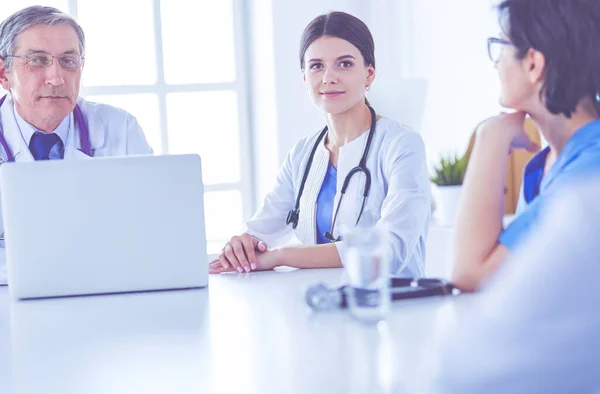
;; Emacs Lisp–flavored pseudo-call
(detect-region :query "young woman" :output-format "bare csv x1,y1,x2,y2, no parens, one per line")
452,0,600,291
210,11,431,276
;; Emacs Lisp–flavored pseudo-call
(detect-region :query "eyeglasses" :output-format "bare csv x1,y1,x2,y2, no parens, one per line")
487,37,513,63
6,53,84,69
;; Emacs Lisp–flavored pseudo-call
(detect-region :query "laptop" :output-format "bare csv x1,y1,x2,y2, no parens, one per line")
0,154,208,300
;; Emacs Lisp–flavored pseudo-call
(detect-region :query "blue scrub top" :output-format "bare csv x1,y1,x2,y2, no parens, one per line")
500,119,600,250
515,146,550,216
316,163,337,244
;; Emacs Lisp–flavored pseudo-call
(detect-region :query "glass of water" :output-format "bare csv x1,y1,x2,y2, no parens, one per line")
342,225,391,322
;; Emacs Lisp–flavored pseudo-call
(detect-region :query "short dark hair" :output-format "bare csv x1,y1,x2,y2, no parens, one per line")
498,0,600,117
299,11,375,71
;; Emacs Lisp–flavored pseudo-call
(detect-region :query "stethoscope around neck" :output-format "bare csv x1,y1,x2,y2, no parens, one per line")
0,94,92,162
286,105,377,242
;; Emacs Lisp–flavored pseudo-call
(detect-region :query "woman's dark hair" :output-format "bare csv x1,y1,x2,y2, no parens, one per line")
498,0,600,117
299,11,375,71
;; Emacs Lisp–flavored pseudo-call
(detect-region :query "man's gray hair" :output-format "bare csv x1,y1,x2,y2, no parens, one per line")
0,6,85,70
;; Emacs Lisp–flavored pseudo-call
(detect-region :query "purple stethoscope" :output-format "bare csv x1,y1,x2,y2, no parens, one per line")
0,94,92,161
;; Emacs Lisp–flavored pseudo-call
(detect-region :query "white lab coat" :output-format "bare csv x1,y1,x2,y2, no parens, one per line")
245,117,431,277
0,95,153,162
0,95,153,252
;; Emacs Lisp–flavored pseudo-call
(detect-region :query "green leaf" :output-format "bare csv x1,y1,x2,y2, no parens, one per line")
430,151,468,186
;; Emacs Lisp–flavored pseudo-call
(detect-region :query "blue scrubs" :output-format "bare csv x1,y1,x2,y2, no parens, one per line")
316,163,337,244
515,146,550,216
500,119,600,250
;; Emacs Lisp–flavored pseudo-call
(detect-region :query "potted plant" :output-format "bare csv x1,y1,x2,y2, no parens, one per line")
430,153,468,226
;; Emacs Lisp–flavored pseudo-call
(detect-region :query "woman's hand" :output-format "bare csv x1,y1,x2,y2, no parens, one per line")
214,233,269,273
452,112,539,291
477,112,540,153
209,249,281,274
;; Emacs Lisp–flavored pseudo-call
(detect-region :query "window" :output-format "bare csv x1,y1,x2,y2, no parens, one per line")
1,1,254,254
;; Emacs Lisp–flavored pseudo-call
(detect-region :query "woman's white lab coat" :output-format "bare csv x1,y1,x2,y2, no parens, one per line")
245,117,431,277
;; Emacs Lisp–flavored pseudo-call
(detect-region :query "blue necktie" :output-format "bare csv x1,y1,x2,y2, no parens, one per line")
29,132,64,160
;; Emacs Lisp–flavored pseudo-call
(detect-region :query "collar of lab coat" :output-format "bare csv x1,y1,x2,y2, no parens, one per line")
13,103,70,148
0,95,103,162
296,126,373,244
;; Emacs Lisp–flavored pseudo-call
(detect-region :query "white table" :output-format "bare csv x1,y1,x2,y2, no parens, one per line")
0,268,475,394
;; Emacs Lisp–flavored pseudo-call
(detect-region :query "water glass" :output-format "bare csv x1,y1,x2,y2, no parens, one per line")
342,225,390,322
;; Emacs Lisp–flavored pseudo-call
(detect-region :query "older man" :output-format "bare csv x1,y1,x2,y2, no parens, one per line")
0,6,153,282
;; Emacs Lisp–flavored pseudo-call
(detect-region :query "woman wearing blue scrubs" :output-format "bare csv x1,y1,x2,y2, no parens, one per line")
210,12,431,276
452,0,600,291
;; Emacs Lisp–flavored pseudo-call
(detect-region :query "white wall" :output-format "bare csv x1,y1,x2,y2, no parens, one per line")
247,0,504,208
407,0,502,166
